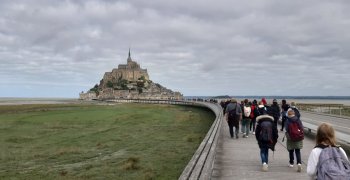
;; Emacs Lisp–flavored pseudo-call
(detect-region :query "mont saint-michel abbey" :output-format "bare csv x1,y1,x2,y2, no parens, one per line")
101,50,149,87
79,50,183,100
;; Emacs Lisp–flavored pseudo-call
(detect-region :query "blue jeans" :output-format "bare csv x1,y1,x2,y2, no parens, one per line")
260,147,269,164
242,118,251,135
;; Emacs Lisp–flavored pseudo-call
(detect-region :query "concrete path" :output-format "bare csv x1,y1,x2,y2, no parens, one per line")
211,121,315,180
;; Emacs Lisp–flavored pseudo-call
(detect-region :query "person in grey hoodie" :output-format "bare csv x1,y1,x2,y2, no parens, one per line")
225,99,242,139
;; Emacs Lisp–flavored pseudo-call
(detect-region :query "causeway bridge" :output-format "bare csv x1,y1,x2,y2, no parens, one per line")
109,99,350,180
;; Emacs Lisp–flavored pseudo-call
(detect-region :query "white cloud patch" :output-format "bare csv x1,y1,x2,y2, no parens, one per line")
1,0,350,97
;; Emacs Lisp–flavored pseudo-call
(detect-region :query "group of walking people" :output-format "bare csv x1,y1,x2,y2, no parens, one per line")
220,98,350,179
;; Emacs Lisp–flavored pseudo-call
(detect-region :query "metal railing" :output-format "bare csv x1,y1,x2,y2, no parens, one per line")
298,103,350,117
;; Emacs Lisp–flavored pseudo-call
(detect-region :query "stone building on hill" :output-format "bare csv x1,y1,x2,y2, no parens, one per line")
99,49,149,89
79,50,183,100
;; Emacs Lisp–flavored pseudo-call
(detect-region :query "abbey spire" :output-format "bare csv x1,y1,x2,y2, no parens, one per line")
127,48,132,62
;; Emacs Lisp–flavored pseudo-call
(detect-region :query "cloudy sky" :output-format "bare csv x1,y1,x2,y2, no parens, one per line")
1,0,350,98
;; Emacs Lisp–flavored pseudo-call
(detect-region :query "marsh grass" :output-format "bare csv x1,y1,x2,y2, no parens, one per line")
0,103,214,179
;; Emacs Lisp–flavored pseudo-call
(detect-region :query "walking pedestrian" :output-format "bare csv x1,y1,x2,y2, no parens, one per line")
280,99,290,131
285,109,304,172
267,99,281,128
257,101,267,115
307,123,350,179
255,114,279,172
250,99,258,135
225,99,242,139
241,99,252,138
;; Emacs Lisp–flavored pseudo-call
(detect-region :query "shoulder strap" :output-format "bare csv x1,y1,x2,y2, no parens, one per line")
315,144,340,149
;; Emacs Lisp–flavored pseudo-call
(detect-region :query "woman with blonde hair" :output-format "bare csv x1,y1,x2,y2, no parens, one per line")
307,123,349,179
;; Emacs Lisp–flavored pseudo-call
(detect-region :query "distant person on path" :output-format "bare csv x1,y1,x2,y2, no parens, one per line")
261,97,268,108
257,101,267,115
255,114,279,172
241,99,252,138
285,109,304,172
307,123,350,179
240,100,245,134
250,99,258,135
280,99,290,131
225,99,242,139
220,100,227,114
267,99,281,127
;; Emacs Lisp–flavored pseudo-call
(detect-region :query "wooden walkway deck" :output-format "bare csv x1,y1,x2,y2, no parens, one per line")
211,122,315,180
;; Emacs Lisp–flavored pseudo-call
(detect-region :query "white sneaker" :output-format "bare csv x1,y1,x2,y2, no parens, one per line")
289,164,294,168
262,163,268,172
297,163,302,172
253,132,255,135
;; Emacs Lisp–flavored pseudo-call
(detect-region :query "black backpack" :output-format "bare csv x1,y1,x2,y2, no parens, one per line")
259,121,273,143
267,105,280,119
228,108,237,121
254,106,260,117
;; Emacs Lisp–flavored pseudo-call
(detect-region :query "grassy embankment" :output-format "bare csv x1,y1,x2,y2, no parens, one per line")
0,103,215,179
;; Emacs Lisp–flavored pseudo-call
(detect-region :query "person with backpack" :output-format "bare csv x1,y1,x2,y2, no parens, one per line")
267,99,281,128
307,123,350,179
255,114,279,172
240,100,245,134
241,99,252,138
250,99,258,135
280,99,290,131
225,99,242,139
285,109,304,172
257,101,267,116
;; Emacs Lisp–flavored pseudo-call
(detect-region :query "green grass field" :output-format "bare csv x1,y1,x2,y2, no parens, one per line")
0,103,215,179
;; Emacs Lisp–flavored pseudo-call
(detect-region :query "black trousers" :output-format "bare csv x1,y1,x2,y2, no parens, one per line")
281,116,287,130
227,121,239,138
289,149,301,164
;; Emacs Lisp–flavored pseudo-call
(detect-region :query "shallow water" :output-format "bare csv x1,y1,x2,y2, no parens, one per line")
0,97,78,105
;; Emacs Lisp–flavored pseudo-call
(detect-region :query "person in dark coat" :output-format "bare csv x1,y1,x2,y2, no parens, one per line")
280,99,290,131
257,101,267,116
225,99,242,139
267,99,281,128
255,114,279,172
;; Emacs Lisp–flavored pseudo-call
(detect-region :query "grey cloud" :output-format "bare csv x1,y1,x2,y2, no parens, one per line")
1,0,350,97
